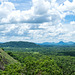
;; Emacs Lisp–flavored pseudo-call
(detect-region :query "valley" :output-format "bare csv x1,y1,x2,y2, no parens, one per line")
0,41,75,75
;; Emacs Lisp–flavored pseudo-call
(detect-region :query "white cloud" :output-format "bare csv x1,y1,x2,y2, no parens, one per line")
0,2,15,24
70,21,75,25
0,0,62,24
0,0,74,24
58,0,75,15
0,0,75,42
32,0,50,15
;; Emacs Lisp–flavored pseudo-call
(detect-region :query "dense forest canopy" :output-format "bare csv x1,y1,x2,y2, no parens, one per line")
0,41,75,75
0,41,40,48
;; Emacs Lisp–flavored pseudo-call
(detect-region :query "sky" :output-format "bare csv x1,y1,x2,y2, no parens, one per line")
0,0,75,43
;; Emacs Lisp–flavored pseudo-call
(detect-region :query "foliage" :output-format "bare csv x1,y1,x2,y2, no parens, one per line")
0,46,75,75
0,41,40,48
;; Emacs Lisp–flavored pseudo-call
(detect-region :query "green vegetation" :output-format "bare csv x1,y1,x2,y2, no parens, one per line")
0,41,40,48
0,48,19,64
0,48,19,71
0,45,75,75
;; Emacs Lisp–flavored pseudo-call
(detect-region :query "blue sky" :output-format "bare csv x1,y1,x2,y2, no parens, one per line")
0,0,75,43
9,0,32,10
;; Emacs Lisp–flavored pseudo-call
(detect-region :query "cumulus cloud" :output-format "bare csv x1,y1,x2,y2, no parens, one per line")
0,2,15,23
0,0,75,42
0,0,62,24
70,21,75,25
58,0,75,16
0,0,75,24
32,0,50,15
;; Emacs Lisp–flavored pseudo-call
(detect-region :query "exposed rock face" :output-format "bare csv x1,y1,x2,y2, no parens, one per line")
0,62,5,70
0,48,19,71
0,53,8,70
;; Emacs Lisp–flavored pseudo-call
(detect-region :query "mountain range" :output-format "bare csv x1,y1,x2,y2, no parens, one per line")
37,41,75,46
0,41,75,48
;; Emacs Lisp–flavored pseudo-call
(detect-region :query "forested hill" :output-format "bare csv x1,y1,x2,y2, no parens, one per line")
0,48,19,70
0,41,40,48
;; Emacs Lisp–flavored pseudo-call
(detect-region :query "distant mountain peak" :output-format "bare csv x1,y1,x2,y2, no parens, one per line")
58,41,65,44
37,41,75,46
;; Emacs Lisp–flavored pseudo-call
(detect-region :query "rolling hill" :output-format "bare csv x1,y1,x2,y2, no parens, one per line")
0,41,40,48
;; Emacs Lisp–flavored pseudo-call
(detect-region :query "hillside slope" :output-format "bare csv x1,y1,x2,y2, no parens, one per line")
0,41,40,48
0,48,19,70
